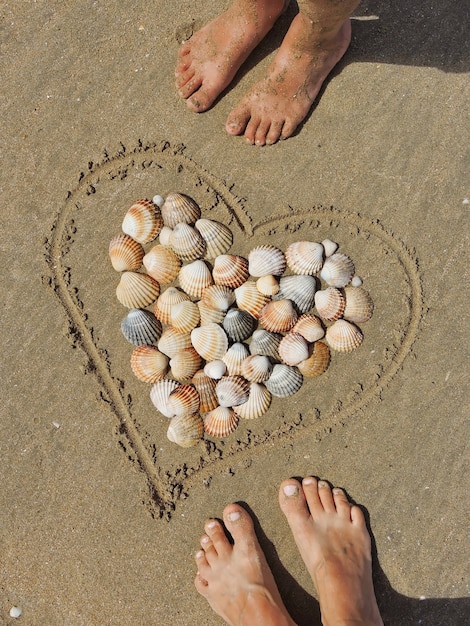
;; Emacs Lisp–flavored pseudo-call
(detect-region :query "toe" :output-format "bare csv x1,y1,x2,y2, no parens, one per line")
333,487,352,519
301,476,324,516
279,478,311,526
178,75,203,100
178,41,191,59
254,120,272,146
351,504,367,528
317,480,336,512
205,519,232,557
225,107,250,136
176,67,196,89
222,503,257,550
266,121,284,145
243,116,262,144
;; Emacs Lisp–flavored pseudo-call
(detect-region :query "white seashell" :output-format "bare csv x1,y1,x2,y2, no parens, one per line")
116,271,160,309
121,308,162,346
191,370,219,412
170,347,202,381
259,299,298,333
195,219,233,259
278,333,310,366
200,284,236,311
351,275,363,287
154,287,190,324
152,194,165,208
249,329,282,360
234,281,270,319
320,253,355,288
161,192,201,228
170,223,206,261
197,301,226,325
158,327,193,358
150,379,181,417
178,260,214,298
170,300,200,333
285,241,324,275
265,364,303,398
233,382,272,419
216,375,250,407
297,341,330,377
167,384,200,417
275,275,317,314
130,345,169,383
240,354,273,383
314,287,346,322
203,406,239,438
321,239,339,257
222,342,250,375
191,323,228,361
122,199,163,244
292,313,325,342
109,234,144,272
212,254,250,288
143,245,181,284
159,226,173,247
204,359,227,379
248,245,286,277
343,287,374,323
325,319,363,352
167,413,204,447
256,275,280,296
223,308,257,343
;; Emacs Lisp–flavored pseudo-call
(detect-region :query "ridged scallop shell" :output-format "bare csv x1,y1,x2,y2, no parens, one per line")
256,275,280,296
292,313,325,342
222,342,250,376
265,364,303,398
248,245,286,277
285,241,324,275
203,406,239,438
122,199,163,244
216,375,250,407
325,319,363,352
320,253,355,288
191,323,228,361
150,379,181,417
178,260,214,298
275,275,317,314
314,287,346,322
154,287,190,324
212,254,250,288
233,382,272,419
223,308,257,343
130,345,169,383
321,239,338,257
121,308,162,346
240,354,273,383
109,234,144,272
161,192,201,228
234,281,270,319
170,300,200,333
157,327,192,358
200,285,235,311
169,223,206,261
191,370,219,412
297,341,330,377
170,347,202,381
159,226,173,247
197,301,226,326
167,413,204,447
116,271,161,309
249,329,282,360
195,219,233,259
204,360,227,379
167,384,200,417
343,287,374,323
278,333,310,366
143,245,181,284
259,299,298,333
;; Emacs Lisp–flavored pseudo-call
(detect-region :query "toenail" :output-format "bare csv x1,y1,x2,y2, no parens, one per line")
303,477,315,485
318,480,329,488
201,535,210,544
283,484,298,497
333,488,344,495
227,511,241,522
196,551,204,559
207,520,217,529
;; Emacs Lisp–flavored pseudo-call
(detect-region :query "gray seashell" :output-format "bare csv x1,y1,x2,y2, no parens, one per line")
249,329,282,360
223,308,258,343
320,253,355,288
275,275,318,314
248,245,286,277
265,363,303,398
121,308,163,346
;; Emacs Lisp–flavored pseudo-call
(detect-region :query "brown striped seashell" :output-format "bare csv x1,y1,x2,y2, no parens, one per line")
204,359,227,379
116,272,161,309
191,323,228,361
170,347,202,381
122,199,163,244
297,341,330,377
150,379,181,417
169,223,206,261
256,275,280,296
325,319,363,352
249,329,282,360
216,375,250,407
223,308,257,343
130,345,169,383
278,333,310,366
109,234,144,272
314,287,346,322
121,308,162,346
161,192,201,228
191,370,219,412
234,281,270,319
159,226,173,247
167,413,204,447
259,299,298,333
203,406,239,438
292,313,325,342
240,354,273,383
195,219,233,259
157,327,193,358
166,384,200,417
212,254,250,288
248,245,286,277
197,301,226,326
343,287,374,323
170,300,200,333
154,287,190,324
178,260,214,298
200,284,236,311
222,342,250,376
265,364,303,398
285,241,324,275
233,382,272,419
143,245,181,284
320,253,355,288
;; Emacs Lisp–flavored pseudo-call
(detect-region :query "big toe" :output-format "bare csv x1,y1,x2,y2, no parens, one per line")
279,479,311,528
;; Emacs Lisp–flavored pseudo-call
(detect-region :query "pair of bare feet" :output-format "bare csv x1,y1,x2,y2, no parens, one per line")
175,0,360,145
195,477,384,626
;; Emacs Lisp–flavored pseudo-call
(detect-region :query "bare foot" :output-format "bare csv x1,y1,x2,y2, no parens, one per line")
225,13,352,145
194,503,296,626
279,477,384,626
176,0,288,113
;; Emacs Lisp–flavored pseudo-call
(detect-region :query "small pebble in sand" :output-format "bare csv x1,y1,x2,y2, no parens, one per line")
10,606,22,618
152,194,164,208
351,275,363,287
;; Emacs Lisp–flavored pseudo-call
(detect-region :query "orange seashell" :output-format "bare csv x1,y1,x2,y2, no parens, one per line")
256,274,280,296
154,287,190,324
222,342,250,376
143,245,181,284
191,323,229,361
240,354,273,383
212,254,250,288
170,347,202,381
203,406,239,438
158,327,192,358
197,301,226,326
161,192,201,228
292,313,325,342
170,223,206,261
191,370,219,412
130,345,169,383
234,281,270,319
248,245,286,277
325,319,363,352
195,219,233,259
116,272,160,308
170,300,200,333
150,379,181,417
343,287,374,323
122,199,163,244
109,234,144,272
178,260,214,298
314,287,345,322
259,299,298,333
285,241,324,275
167,384,200,417
320,253,355,288
297,341,330,377
200,284,236,311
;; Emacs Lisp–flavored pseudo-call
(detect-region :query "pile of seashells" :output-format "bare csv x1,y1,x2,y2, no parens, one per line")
109,193,374,448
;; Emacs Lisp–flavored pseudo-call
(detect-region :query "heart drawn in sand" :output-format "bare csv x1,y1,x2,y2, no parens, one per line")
45,140,423,519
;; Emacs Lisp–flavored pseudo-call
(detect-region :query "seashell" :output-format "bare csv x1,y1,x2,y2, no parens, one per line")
265,364,303,398
203,406,239,438
167,384,200,417
200,284,235,311
275,275,317,314
154,287,190,324
167,413,204,447
116,271,160,309
204,359,227,379
259,299,298,333
121,308,162,346
314,287,346,322
178,260,214,298
297,341,330,377
325,319,363,352
143,245,181,284
170,347,202,381
191,323,228,361
222,342,250,376
191,370,219,412
320,253,355,288
249,329,282,360
216,375,250,407
170,300,200,333
150,379,181,417
292,313,325,342
343,287,374,323
223,308,257,343
122,199,163,244
240,354,273,383
157,327,192,358
130,345,169,383
159,226,173,247
195,219,233,259
109,234,144,272
169,223,206,261
248,245,286,277
233,382,272,419
321,239,339,257
161,192,201,228
278,333,310,366
212,254,250,289
152,194,164,208
234,281,270,319
256,275,280,296
197,301,226,326
285,241,324,275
